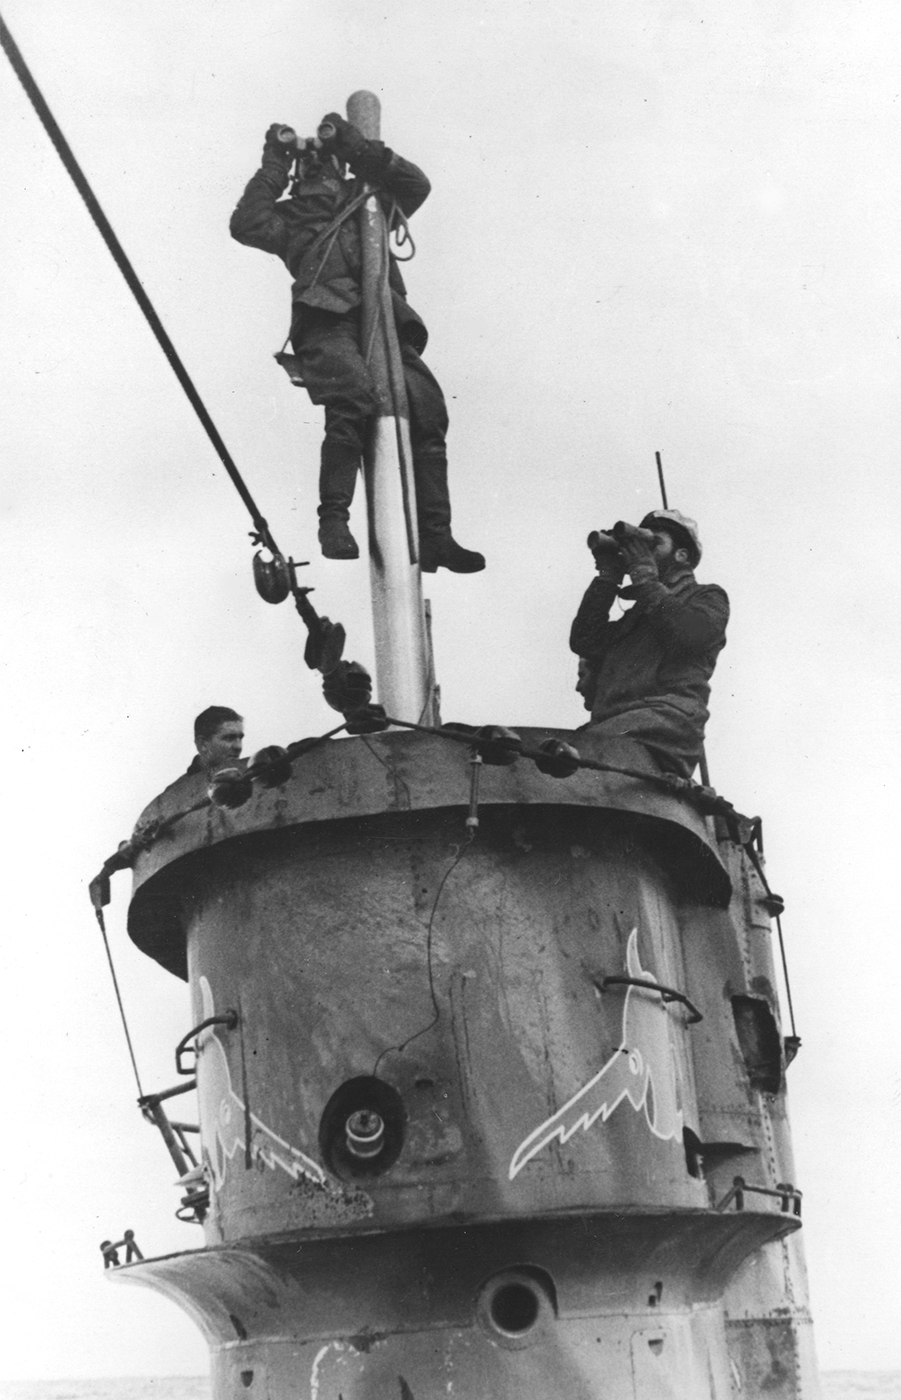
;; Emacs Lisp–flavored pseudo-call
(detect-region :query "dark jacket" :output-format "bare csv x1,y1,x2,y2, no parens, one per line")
570,569,729,729
229,141,431,352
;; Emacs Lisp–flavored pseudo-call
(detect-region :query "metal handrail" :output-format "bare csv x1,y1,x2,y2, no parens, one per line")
716,1175,802,1216
100,1229,143,1268
598,975,703,1025
175,1011,238,1075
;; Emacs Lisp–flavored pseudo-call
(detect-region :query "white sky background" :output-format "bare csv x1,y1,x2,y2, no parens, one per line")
1,0,899,1378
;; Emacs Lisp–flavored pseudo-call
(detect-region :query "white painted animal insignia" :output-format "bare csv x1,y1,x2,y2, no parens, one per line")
196,976,326,1188
509,929,683,1179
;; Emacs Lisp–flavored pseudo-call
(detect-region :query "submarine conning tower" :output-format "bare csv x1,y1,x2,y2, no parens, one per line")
84,85,822,1400
0,21,822,1391
120,725,819,1400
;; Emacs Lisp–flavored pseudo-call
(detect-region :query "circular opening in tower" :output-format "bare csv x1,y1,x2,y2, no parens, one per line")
319,1076,405,1178
489,1281,540,1334
476,1267,556,1347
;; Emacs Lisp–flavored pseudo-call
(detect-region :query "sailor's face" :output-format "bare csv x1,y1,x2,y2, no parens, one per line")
293,142,343,184
650,531,675,564
200,722,244,767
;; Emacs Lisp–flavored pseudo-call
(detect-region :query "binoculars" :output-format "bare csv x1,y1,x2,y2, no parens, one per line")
275,121,338,152
586,521,656,554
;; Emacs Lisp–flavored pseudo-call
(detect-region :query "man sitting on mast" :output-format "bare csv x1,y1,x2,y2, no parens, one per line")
229,114,484,573
570,510,728,779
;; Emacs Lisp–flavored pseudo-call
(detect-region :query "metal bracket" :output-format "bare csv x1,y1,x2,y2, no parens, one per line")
176,1011,238,1076
138,1081,209,1224
716,1175,802,1216
100,1229,143,1268
598,975,703,1025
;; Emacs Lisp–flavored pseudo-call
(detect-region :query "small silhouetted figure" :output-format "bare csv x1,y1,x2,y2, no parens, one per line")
188,706,245,777
229,114,484,574
570,509,728,778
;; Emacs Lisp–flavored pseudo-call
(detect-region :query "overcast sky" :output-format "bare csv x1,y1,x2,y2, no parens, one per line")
1,0,899,1379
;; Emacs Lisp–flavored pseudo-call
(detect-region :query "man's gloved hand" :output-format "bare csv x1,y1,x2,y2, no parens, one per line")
615,523,658,585
262,123,296,166
318,112,367,160
587,530,625,586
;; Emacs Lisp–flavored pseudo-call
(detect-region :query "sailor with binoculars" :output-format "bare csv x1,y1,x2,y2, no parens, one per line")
571,509,729,779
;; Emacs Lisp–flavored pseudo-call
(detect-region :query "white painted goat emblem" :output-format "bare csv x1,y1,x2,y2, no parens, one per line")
508,929,683,1179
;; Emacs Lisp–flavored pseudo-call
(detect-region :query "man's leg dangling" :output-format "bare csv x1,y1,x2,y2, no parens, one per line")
414,455,485,574
318,437,362,560
403,345,485,574
291,310,377,562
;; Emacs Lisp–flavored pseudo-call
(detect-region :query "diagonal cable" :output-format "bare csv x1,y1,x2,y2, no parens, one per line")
95,908,145,1098
0,11,277,553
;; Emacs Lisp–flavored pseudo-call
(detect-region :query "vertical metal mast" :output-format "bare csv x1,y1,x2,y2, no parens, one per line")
346,90,436,725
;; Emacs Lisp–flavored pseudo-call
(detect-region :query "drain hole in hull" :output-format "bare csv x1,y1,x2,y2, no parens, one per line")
490,1282,540,1334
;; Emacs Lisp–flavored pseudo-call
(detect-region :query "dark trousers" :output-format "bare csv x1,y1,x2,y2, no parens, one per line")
583,703,706,779
291,308,452,535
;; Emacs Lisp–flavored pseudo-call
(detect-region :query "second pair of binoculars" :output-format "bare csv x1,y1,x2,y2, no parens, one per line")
275,121,338,152
586,521,656,554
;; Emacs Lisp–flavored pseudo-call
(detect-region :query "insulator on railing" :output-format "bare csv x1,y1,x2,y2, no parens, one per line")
251,745,293,788
208,767,253,809
472,726,522,766
532,738,581,779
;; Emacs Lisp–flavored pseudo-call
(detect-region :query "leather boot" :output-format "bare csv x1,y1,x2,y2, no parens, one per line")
318,443,361,561
318,518,359,560
415,456,485,574
420,532,486,574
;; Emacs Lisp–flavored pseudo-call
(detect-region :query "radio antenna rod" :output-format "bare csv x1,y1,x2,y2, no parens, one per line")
655,451,669,509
